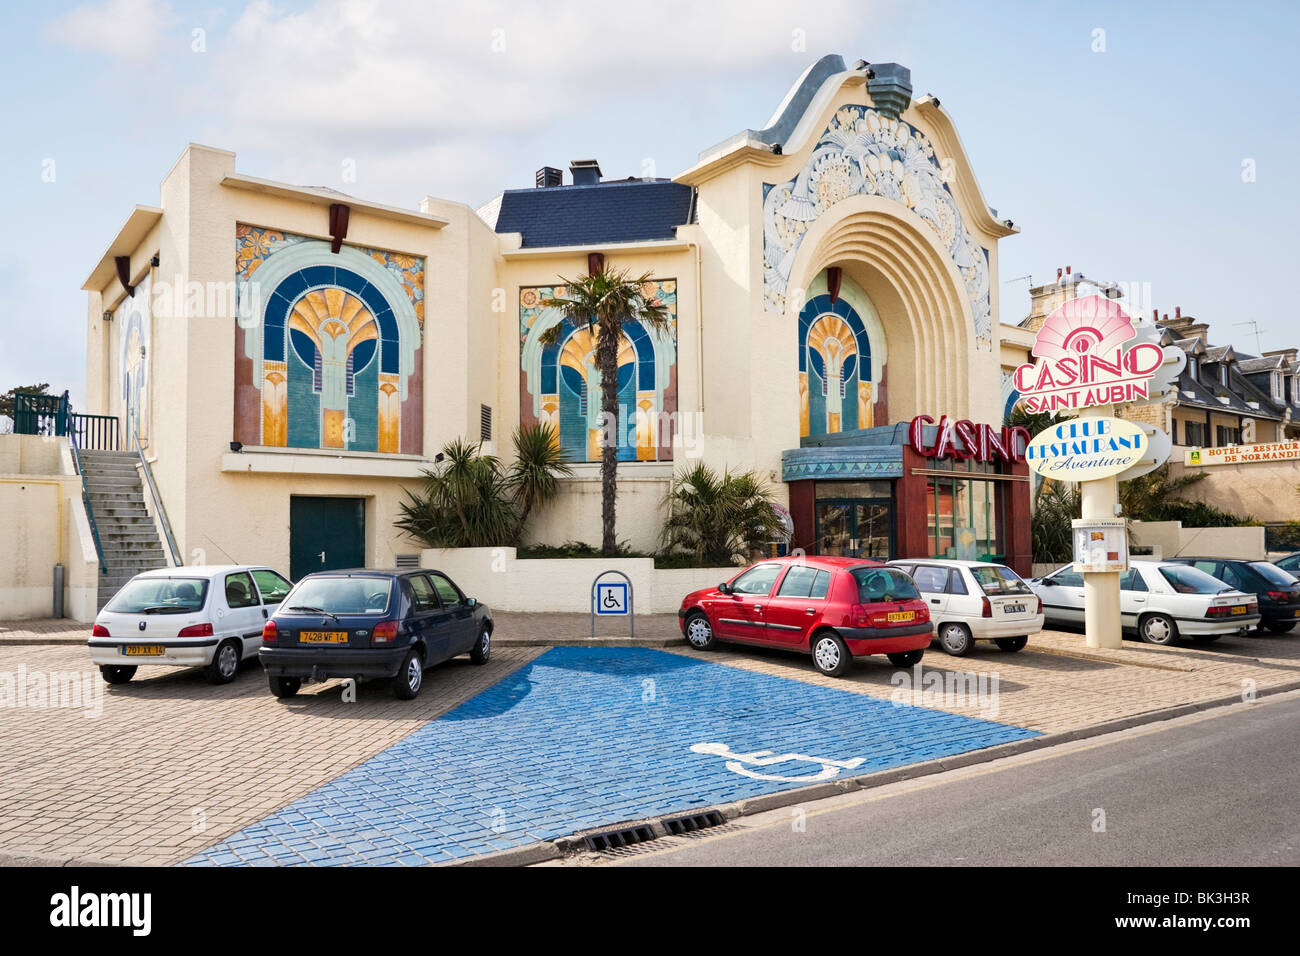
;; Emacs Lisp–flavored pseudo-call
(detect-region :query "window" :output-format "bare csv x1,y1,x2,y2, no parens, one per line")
851,567,920,603
1170,420,1178,445
104,577,209,614
970,564,1031,595
252,570,292,603
224,572,258,609
1120,568,1148,592
910,566,950,593
1220,365,1229,386
777,565,820,597
809,570,830,599
1188,358,1198,381
1158,565,1229,595
408,574,439,612
730,564,782,595
948,569,969,595
1047,569,1085,588
286,576,392,614
429,573,463,606
1215,425,1240,446
1249,562,1299,586
1183,421,1208,446
480,404,493,441
1273,373,1283,401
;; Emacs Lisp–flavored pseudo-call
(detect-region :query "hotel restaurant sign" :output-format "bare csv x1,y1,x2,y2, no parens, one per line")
1013,295,1184,413
1187,440,1300,466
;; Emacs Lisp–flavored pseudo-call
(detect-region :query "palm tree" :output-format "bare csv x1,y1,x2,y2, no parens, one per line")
508,422,573,535
660,462,787,566
540,266,672,555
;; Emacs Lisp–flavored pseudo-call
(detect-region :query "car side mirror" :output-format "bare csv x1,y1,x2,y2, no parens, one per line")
718,583,732,594
1040,579,1054,586
465,597,477,608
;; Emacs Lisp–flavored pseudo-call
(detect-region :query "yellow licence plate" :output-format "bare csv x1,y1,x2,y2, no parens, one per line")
301,631,348,644
886,611,915,623
1231,606,1246,615
122,644,165,656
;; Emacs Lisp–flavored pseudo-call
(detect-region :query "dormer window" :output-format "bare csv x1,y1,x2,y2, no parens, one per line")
1220,365,1229,387
1188,358,1198,381
1272,372,1283,401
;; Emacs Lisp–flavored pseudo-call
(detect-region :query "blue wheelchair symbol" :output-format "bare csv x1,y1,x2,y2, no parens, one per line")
596,582,629,615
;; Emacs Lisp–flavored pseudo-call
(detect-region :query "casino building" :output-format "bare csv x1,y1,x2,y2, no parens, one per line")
80,54,1034,581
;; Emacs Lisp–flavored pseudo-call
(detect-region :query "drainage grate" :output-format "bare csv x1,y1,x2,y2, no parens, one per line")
581,825,656,853
662,811,725,836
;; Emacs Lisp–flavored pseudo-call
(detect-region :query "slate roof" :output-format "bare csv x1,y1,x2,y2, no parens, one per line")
1236,354,1287,373
488,179,696,249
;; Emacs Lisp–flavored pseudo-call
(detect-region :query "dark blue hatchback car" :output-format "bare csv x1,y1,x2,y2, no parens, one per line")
260,569,493,700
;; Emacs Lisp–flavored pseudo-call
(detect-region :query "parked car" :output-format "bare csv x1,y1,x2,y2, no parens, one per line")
1029,560,1259,645
1275,552,1300,574
887,559,1044,656
259,569,493,700
677,555,931,677
89,565,292,684
1164,558,1300,634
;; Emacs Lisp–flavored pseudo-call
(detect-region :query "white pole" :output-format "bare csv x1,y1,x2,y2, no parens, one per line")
1080,404,1123,649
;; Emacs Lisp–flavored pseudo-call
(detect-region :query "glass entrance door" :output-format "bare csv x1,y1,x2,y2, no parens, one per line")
815,498,893,558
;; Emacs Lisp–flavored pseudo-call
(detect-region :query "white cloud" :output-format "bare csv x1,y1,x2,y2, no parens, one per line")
47,0,176,60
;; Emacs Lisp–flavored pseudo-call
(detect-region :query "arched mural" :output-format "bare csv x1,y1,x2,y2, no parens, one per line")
116,271,151,448
763,105,992,349
798,272,886,437
233,226,424,454
520,281,677,462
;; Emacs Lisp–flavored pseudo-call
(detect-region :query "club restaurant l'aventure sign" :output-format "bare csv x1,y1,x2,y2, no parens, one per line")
1013,295,1184,413
1025,417,1148,481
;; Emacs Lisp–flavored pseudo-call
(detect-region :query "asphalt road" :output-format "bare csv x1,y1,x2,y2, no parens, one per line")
616,692,1300,866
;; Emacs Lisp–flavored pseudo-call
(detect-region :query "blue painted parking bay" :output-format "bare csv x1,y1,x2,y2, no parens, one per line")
186,648,1038,865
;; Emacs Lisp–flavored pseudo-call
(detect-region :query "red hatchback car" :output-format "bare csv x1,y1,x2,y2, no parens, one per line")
678,555,931,676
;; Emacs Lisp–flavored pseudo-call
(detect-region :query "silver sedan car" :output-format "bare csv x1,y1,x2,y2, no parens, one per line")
1029,560,1260,645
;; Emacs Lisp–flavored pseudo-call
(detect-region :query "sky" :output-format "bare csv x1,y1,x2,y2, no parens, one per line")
2,0,1297,408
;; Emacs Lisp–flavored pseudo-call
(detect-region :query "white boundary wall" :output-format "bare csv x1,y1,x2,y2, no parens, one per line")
419,547,736,614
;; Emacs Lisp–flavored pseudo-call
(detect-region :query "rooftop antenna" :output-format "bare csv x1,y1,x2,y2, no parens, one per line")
1233,320,1264,355
1002,274,1032,285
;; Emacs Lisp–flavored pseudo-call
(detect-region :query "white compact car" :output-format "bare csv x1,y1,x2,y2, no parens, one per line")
88,565,292,684
1029,560,1260,645
888,559,1044,656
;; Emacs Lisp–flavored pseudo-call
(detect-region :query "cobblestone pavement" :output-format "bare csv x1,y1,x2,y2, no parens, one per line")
1,618,1297,865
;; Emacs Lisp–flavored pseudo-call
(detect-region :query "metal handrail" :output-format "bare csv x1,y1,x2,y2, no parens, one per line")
132,420,182,567
69,429,109,575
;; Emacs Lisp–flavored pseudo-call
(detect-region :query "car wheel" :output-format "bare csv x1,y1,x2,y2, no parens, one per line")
684,611,716,650
207,639,241,684
811,632,852,677
1138,613,1179,645
994,635,1029,652
938,622,974,656
887,649,924,667
100,665,136,685
470,627,491,665
392,648,424,700
1264,621,1296,634
268,675,300,698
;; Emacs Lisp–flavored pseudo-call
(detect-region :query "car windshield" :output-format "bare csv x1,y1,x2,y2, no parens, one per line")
970,565,1031,596
1249,562,1299,587
105,577,209,614
284,576,393,615
1158,565,1231,595
851,567,920,603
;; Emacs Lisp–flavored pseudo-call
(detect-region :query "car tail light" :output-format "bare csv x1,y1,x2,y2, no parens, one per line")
981,597,992,618
850,604,870,627
177,622,214,637
372,621,398,644
1267,591,1288,602
261,620,277,643
92,624,109,637
1247,601,1259,614
1036,597,1044,614
917,606,931,623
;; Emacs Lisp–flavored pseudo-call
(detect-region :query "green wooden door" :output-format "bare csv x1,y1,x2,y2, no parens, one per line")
289,497,365,581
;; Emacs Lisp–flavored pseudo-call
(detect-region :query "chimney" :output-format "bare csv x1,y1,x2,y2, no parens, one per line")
1056,267,1063,281
1065,265,1071,275
569,159,603,186
1175,305,1181,319
535,166,562,188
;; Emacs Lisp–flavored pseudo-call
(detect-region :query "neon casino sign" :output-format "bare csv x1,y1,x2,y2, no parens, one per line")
1013,295,1170,413
908,416,1030,464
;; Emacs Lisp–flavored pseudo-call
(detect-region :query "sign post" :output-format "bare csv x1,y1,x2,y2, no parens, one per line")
590,569,634,638
1016,296,1184,649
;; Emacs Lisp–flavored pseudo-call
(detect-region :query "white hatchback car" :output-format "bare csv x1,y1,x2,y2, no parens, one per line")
1029,560,1260,645
89,565,292,684
888,559,1044,656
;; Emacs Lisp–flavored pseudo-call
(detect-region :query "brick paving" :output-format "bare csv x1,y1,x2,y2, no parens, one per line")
1,614,1297,865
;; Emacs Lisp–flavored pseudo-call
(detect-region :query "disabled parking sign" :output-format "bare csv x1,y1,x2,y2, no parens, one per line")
596,583,628,615
590,570,634,637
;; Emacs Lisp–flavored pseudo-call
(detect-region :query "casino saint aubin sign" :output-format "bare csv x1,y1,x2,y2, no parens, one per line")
1013,295,1177,414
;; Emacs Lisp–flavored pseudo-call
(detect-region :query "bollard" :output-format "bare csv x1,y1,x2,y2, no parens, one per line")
53,563,66,619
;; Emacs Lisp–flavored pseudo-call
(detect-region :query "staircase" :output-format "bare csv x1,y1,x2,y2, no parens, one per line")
78,450,170,610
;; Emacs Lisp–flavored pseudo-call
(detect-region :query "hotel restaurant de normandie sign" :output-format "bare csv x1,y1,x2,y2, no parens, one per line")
1187,440,1300,467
